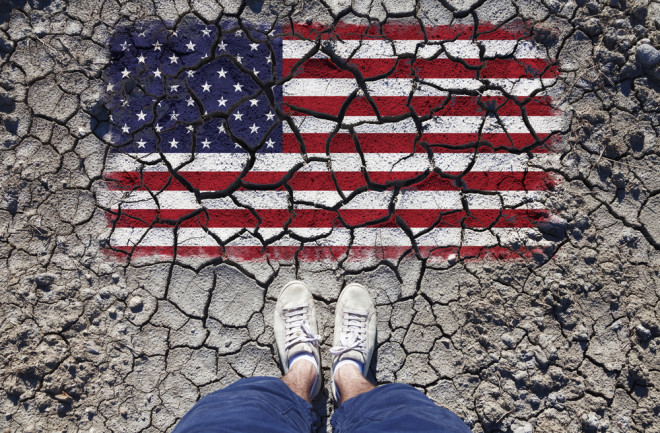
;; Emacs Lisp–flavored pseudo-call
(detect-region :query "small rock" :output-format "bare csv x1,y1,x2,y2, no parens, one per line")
548,391,566,410
637,44,660,68
636,324,652,341
582,412,600,431
34,273,56,288
511,422,533,433
514,371,527,382
501,333,516,349
128,296,143,312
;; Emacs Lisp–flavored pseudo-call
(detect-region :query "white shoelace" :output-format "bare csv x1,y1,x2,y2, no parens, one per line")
283,305,320,351
329,309,369,357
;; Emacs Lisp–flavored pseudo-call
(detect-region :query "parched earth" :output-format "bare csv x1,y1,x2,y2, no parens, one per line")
1,0,660,432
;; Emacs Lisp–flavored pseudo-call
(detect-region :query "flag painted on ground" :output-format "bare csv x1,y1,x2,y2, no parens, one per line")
100,18,563,262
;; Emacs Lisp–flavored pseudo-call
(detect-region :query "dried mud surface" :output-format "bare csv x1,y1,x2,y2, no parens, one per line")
1,0,660,432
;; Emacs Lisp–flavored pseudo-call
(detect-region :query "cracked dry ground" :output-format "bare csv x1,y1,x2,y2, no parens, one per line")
1,0,660,432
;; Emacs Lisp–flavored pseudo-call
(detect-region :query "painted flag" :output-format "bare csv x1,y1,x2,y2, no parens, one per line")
100,18,563,263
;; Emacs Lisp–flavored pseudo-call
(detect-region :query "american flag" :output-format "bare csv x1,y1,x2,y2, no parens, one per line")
100,18,563,263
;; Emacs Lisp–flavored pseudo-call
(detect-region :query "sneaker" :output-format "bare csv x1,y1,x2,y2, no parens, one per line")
329,283,377,402
273,280,322,399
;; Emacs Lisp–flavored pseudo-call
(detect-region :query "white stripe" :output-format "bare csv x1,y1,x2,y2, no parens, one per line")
105,152,559,173
282,39,546,60
109,226,555,248
282,116,563,134
99,189,548,210
283,78,557,97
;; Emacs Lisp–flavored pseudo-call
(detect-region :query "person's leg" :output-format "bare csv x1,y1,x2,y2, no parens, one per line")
281,354,318,403
172,281,322,433
329,283,378,404
331,383,472,433
329,284,471,432
172,376,319,433
333,362,375,405
274,280,323,400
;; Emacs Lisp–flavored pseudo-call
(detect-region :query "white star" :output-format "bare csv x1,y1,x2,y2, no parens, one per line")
186,40,196,51
201,138,211,148
169,53,179,63
120,40,130,51
201,81,212,92
187,70,195,78
252,67,260,76
236,55,243,64
265,138,275,148
136,139,147,148
172,29,178,37
201,53,208,59
106,83,114,92
235,30,243,36
217,68,227,78
217,97,227,107
249,42,259,51
121,124,130,133
153,41,162,51
169,138,178,148
265,55,272,64
121,68,130,78
152,68,162,78
186,125,194,134
217,124,226,134
218,40,227,51
136,111,146,121
233,82,243,92
170,85,180,92
265,111,275,121
170,111,179,121
138,30,147,37
154,123,163,132
187,97,195,106
249,123,260,134
121,99,128,106
201,28,212,37
249,99,259,106
137,54,146,63
233,111,243,121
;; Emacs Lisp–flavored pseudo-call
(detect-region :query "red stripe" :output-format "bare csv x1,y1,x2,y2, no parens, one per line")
107,208,550,229
284,133,556,153
283,58,558,80
284,96,557,117
282,22,533,41
104,171,557,192
105,245,552,261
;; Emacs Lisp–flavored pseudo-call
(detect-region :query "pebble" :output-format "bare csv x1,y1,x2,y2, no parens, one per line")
637,43,660,68
636,324,652,341
128,296,143,311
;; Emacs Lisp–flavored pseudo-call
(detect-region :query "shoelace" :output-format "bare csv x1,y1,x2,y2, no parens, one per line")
283,305,320,351
329,309,369,357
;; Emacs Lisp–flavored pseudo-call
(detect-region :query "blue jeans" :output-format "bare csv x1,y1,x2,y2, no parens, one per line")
173,377,472,433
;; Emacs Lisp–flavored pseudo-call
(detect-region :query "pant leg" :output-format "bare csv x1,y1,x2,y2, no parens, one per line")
331,383,472,433
172,377,319,433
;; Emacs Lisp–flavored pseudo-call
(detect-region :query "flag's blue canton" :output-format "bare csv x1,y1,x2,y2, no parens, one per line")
103,18,283,154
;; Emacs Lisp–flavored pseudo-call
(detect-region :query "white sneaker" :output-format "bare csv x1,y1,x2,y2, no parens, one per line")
330,283,377,402
273,280,322,399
